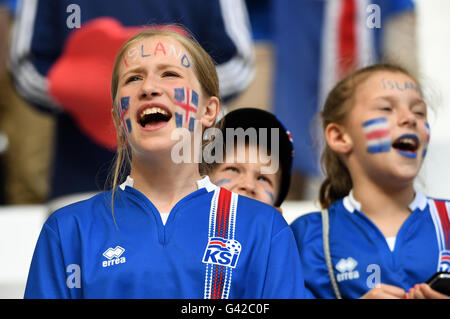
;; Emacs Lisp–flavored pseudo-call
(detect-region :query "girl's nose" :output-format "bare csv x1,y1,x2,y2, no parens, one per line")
140,79,163,99
398,108,417,128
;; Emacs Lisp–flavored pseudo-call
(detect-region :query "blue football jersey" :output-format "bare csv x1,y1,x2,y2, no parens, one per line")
25,177,305,298
291,191,450,299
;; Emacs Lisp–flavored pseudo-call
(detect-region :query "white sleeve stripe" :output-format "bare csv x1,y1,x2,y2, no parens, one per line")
355,0,376,67
228,192,238,239
428,199,445,251
318,0,340,109
216,57,255,97
14,62,56,106
218,0,255,97
219,0,253,56
9,0,59,109
446,202,450,225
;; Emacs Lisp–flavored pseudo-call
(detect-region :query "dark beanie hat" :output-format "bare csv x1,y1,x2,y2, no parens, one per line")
220,108,294,207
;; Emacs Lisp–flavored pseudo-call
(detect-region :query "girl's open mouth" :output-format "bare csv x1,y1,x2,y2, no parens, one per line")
392,134,419,158
137,104,172,130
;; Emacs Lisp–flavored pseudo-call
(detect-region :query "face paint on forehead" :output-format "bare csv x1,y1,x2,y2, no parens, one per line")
173,87,199,132
380,77,422,96
122,40,192,69
362,117,391,154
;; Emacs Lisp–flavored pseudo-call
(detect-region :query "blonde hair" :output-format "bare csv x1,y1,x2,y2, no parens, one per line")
108,27,220,227
319,63,421,208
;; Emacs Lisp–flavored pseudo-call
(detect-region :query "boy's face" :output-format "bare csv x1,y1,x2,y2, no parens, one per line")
209,143,282,207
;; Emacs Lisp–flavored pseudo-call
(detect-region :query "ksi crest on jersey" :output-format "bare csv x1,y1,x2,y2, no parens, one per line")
202,237,241,268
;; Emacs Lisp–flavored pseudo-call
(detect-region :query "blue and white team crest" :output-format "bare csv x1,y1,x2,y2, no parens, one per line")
202,237,242,268
438,250,450,272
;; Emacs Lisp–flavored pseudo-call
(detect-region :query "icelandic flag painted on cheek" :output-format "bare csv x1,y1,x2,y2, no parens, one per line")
119,96,132,133
174,87,198,122
362,117,391,154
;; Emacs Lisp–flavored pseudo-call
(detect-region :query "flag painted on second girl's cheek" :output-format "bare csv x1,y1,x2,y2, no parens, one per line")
423,122,430,157
362,117,391,154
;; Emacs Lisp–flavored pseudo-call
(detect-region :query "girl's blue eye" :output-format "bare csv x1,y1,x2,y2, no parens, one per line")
412,106,427,117
162,71,179,77
257,175,271,184
125,75,140,83
225,166,239,173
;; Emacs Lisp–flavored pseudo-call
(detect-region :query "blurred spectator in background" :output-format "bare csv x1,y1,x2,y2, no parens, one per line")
272,0,418,200
0,0,54,205
0,0,8,205
9,0,254,210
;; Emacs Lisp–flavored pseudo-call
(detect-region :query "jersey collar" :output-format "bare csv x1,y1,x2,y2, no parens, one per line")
342,189,428,213
196,175,218,192
119,175,217,193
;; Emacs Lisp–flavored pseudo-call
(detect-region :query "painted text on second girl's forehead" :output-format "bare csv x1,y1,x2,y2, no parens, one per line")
121,36,192,70
357,71,423,100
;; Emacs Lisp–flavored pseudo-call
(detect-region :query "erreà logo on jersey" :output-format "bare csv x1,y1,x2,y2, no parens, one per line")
335,257,359,282
102,246,126,268
202,237,242,268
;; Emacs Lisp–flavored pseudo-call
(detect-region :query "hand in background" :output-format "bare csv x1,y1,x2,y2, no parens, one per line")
360,283,407,299
407,283,450,299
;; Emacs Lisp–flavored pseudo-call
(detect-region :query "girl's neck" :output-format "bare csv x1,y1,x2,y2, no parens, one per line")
351,179,415,237
353,181,415,215
129,154,202,213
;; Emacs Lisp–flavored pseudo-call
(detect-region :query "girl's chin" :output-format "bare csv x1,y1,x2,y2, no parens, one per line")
382,170,420,188
128,138,177,156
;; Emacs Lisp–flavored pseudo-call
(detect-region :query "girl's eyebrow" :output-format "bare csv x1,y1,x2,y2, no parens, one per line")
120,63,185,81
371,95,426,105
409,97,427,106
156,63,184,71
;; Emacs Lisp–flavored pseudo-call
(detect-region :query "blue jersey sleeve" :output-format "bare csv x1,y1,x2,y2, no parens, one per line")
262,216,305,298
24,222,71,299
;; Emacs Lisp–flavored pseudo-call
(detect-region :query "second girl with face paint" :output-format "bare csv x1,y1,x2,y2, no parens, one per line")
291,64,450,299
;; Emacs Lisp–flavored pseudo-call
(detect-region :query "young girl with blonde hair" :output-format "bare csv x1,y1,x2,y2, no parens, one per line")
25,28,305,299
291,64,450,299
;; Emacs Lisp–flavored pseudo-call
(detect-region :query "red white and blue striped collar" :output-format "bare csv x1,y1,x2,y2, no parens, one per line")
343,189,428,213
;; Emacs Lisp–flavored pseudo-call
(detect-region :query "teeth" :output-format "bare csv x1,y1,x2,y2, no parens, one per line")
400,138,415,145
140,107,169,118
